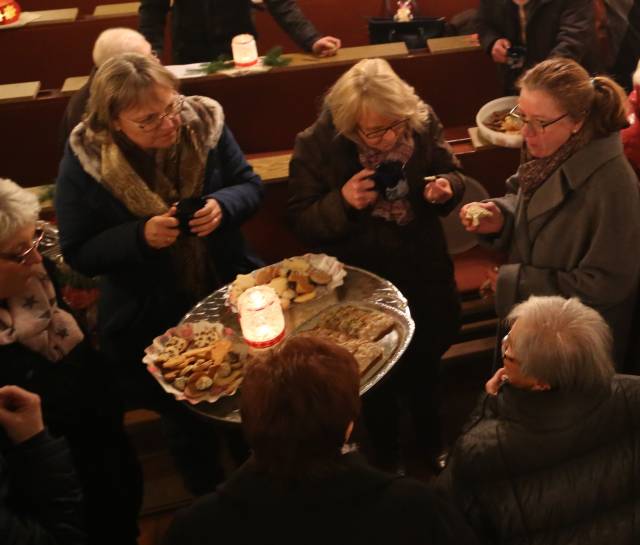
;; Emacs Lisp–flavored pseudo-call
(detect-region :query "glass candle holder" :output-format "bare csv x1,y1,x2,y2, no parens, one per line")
238,285,285,348
231,34,258,67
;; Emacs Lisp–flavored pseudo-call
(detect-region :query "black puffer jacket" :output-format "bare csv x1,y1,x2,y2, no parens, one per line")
139,0,321,64
440,376,640,545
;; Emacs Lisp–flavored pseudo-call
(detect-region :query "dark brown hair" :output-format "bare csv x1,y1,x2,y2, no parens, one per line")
518,57,628,138
241,336,360,480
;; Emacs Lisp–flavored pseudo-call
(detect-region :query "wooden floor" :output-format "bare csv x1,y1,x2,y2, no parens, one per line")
130,347,493,545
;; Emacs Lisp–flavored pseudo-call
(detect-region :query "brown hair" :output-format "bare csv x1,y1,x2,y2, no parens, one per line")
85,52,178,135
518,57,628,138
241,336,361,480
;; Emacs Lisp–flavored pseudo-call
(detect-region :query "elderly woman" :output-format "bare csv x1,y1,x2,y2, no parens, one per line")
288,58,468,470
164,336,478,545
461,57,640,368
440,295,640,544
0,178,141,545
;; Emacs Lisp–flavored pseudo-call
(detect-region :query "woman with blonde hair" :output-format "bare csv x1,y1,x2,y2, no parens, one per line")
288,58,470,471
461,57,640,368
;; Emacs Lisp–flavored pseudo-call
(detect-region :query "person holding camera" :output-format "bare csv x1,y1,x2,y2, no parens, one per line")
288,58,470,473
478,0,600,93
0,385,85,545
55,53,263,494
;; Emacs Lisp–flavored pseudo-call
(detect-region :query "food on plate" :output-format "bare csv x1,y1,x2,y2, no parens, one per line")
484,108,521,134
296,327,384,375
147,322,248,401
316,305,396,342
229,254,345,310
465,204,494,227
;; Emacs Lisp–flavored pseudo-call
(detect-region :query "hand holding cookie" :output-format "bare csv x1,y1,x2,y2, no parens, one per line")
341,169,377,210
424,177,453,204
460,201,504,234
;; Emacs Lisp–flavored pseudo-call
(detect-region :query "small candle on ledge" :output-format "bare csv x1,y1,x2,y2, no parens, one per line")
238,285,285,348
231,34,258,67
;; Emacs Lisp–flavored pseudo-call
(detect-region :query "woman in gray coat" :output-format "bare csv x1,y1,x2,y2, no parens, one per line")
461,57,640,367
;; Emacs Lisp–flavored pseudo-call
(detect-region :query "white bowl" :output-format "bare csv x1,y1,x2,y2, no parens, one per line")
476,96,523,148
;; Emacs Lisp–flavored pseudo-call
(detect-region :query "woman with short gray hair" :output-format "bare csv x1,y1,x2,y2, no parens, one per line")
441,294,640,544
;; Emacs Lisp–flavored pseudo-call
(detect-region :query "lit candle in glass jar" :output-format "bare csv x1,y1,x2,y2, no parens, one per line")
238,285,285,348
231,34,258,67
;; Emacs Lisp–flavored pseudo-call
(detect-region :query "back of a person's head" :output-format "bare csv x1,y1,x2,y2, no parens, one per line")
507,296,615,392
241,336,361,480
519,57,628,138
324,57,428,138
92,28,152,67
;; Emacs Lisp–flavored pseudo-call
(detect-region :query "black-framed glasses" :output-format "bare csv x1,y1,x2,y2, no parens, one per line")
358,118,408,141
129,95,184,133
507,105,569,135
0,228,44,265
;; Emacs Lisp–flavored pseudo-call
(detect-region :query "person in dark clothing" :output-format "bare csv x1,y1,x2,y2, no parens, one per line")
55,54,264,494
288,58,467,471
478,0,600,93
0,385,85,545
59,27,153,148
0,179,142,545
439,295,640,545
139,0,341,64
163,337,478,545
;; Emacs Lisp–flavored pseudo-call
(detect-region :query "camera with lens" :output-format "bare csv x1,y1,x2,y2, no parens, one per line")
371,160,406,196
506,45,526,70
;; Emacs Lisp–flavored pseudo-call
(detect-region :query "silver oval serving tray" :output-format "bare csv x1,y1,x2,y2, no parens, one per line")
182,265,415,423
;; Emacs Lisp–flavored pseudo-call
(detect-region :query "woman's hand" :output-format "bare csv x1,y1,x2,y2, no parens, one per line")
341,169,378,210
0,386,44,444
144,208,179,249
491,38,511,64
460,201,504,234
424,177,453,204
312,36,341,57
189,198,223,237
486,367,508,395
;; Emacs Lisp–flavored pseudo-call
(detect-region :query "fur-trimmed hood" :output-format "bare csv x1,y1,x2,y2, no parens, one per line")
69,95,225,183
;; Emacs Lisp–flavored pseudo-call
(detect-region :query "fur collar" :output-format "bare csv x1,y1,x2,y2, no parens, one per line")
69,95,225,184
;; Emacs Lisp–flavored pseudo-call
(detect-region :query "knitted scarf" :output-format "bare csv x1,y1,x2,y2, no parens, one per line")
0,264,84,362
356,130,415,225
517,128,591,198
70,96,225,301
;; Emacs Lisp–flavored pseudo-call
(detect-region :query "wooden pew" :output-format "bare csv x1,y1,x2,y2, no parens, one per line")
1,47,502,188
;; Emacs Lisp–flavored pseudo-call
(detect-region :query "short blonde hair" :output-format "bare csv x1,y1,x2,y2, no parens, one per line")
324,58,429,140
86,53,178,135
507,296,614,392
92,28,152,67
0,178,40,245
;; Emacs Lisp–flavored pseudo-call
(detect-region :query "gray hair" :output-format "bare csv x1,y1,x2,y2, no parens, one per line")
507,296,614,392
92,28,152,67
0,178,40,245
324,58,429,141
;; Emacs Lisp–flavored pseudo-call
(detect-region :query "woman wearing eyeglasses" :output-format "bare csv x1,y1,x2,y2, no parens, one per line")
0,178,142,545
288,58,470,472
460,57,640,368
55,54,263,493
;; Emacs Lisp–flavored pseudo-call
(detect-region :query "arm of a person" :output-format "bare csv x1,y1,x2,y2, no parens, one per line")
477,174,519,250
264,0,321,52
287,133,358,244
496,174,640,313
424,108,468,216
55,147,157,277
549,0,595,61
203,125,264,227
2,431,85,545
477,0,504,54
138,0,170,58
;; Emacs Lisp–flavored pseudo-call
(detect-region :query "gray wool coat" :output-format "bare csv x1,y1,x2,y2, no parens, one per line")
484,133,640,364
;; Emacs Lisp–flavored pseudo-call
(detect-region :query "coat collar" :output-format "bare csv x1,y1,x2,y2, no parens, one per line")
526,133,623,222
